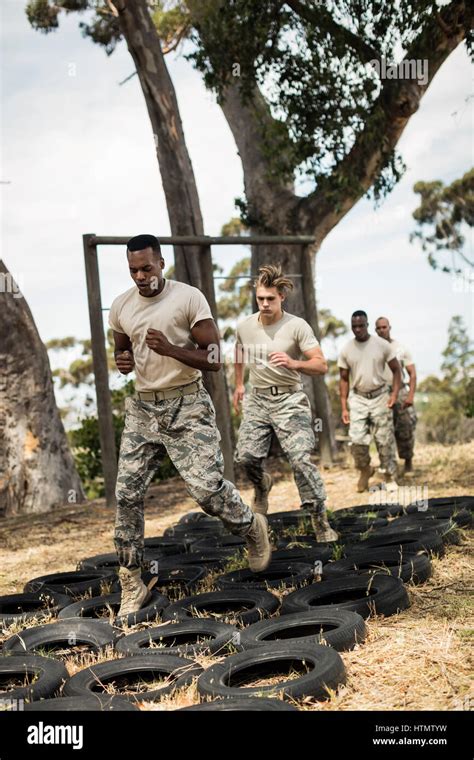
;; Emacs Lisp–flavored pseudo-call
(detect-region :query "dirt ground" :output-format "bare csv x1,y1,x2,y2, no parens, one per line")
1,441,473,711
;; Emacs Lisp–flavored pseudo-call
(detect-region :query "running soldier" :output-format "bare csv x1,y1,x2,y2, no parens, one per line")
109,234,271,616
338,311,402,492
375,316,417,476
233,265,338,542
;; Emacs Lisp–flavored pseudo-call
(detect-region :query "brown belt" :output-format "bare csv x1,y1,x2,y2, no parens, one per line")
352,385,387,399
136,380,201,403
252,383,303,396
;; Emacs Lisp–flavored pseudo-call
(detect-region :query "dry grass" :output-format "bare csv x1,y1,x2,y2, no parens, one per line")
0,441,473,711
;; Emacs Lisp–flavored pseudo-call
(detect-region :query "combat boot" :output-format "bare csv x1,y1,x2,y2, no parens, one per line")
117,567,150,618
245,513,271,572
357,465,375,492
311,512,339,543
252,472,273,515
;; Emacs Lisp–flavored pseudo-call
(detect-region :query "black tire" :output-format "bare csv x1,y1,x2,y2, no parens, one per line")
234,609,367,652
141,565,208,598
58,590,169,627
162,590,280,626
0,655,68,702
63,654,202,702
24,695,140,711
24,570,117,599
78,548,188,573
404,508,472,528
270,547,334,565
197,643,346,701
115,620,238,657
2,619,122,656
143,537,188,555
214,563,314,591
375,518,460,545
333,503,403,518
164,522,225,538
276,536,321,550
179,698,299,711
407,495,474,512
322,548,432,585
348,529,445,557
267,510,313,529
281,575,410,619
0,591,71,629
159,549,237,571
191,535,246,552
331,516,389,530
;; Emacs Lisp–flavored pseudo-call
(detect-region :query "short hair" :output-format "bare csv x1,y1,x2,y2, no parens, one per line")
375,316,390,325
254,265,294,296
352,310,368,320
126,234,162,256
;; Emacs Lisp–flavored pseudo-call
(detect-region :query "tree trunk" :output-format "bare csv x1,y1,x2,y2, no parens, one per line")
0,261,85,517
112,0,235,479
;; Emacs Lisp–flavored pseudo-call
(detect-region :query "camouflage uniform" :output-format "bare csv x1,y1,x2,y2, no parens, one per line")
392,385,417,460
234,390,327,514
349,390,398,476
115,385,253,569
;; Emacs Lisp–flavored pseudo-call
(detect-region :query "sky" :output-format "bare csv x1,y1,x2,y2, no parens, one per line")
2,1,473,398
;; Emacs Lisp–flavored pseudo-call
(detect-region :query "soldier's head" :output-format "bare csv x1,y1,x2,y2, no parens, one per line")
375,316,391,341
126,234,165,297
351,310,369,341
254,265,293,321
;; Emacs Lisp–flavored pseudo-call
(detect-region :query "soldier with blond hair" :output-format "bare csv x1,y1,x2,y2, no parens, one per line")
233,264,338,542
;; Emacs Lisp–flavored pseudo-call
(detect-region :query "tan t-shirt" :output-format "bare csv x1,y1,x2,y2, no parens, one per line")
381,339,414,385
236,311,320,388
108,279,213,391
338,335,396,392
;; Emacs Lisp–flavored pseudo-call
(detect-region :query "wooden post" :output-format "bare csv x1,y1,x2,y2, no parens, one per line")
83,234,118,506
198,243,235,482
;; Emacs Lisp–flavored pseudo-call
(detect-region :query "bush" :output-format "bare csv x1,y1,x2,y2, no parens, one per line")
69,381,177,499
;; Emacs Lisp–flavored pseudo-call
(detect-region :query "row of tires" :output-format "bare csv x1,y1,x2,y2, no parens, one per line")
1,495,471,710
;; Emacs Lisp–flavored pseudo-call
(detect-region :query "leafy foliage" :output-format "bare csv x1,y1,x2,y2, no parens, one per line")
410,168,474,274
417,316,474,443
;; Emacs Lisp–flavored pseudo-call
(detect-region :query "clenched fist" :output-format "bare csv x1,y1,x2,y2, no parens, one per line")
115,350,135,375
145,328,173,356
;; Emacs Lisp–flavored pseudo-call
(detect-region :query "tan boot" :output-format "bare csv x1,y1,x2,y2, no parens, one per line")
252,472,273,515
311,513,339,543
245,513,271,573
357,466,375,492
117,567,150,618
383,472,399,492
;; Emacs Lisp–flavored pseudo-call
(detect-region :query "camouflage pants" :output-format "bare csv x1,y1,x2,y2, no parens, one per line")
392,386,417,460
115,387,253,569
348,390,397,476
235,390,327,514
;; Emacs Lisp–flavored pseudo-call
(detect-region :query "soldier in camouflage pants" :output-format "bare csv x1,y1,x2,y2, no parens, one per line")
348,390,398,477
392,386,417,461
115,386,253,569
234,390,327,514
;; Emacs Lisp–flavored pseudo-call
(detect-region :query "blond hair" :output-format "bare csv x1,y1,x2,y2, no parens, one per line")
254,265,294,296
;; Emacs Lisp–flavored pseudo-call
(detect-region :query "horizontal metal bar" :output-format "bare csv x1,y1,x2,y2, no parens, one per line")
90,235,316,246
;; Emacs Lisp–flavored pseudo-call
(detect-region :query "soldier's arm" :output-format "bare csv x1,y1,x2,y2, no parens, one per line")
405,364,417,405
268,346,327,375
113,330,134,374
387,357,402,406
339,367,350,424
233,342,245,413
145,318,222,372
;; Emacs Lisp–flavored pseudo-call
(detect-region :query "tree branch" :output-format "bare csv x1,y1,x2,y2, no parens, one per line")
298,0,470,242
284,0,381,64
